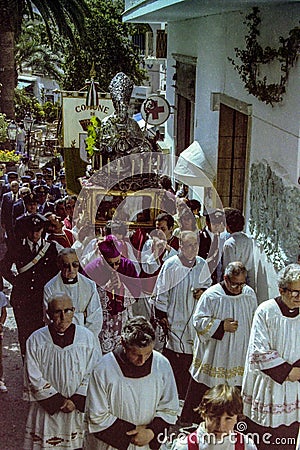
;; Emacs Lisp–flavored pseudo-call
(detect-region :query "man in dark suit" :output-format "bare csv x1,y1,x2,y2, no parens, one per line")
33,185,54,215
1,213,59,358
1,171,19,198
44,173,61,202
198,209,226,284
20,175,34,190
14,192,39,241
12,186,31,228
31,172,46,187
0,180,20,243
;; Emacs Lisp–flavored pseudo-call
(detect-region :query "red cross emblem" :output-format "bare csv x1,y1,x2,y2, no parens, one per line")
141,95,171,125
145,99,165,120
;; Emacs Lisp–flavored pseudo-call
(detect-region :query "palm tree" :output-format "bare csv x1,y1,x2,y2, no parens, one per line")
16,18,63,82
0,0,89,118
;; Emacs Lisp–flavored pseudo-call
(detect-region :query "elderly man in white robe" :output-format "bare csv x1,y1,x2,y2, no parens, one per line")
84,316,179,450
24,293,101,450
153,230,211,400
44,248,103,342
242,263,300,450
179,261,257,426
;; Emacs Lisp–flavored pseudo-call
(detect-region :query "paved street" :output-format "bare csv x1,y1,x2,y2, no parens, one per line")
0,297,29,449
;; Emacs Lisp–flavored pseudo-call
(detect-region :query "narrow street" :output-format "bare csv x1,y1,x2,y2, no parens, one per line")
0,294,29,449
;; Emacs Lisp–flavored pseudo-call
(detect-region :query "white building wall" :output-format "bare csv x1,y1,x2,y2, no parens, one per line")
164,4,300,301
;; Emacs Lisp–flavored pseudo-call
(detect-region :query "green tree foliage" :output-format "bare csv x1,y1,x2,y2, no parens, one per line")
14,88,44,122
62,0,145,91
0,0,90,117
16,16,63,82
14,88,60,123
0,114,8,142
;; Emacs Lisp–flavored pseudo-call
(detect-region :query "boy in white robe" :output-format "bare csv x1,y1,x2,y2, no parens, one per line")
24,293,101,450
84,316,179,450
242,264,300,449
44,248,103,341
180,262,257,426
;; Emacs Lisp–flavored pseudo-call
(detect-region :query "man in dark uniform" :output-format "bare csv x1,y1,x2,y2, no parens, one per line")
1,213,59,358
31,172,46,187
0,180,20,244
1,171,19,198
44,173,61,202
13,192,39,240
198,209,225,284
33,185,54,215
11,186,31,227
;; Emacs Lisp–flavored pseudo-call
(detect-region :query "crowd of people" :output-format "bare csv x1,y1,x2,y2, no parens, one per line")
0,170,299,450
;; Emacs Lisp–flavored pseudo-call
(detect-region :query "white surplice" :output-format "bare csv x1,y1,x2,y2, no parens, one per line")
154,255,211,354
24,325,101,449
44,272,103,339
190,283,257,387
242,299,300,427
84,350,179,450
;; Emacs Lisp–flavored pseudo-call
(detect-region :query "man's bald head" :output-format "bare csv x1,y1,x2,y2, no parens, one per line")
47,293,75,333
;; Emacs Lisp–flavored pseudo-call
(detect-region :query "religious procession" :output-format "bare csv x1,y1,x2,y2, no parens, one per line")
0,1,299,450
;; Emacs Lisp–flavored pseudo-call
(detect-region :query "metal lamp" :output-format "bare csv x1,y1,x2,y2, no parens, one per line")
7,121,17,144
23,113,34,158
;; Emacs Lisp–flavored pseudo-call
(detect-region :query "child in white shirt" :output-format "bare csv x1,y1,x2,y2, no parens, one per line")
172,385,257,450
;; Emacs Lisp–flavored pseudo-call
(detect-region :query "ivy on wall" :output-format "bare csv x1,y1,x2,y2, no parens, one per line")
228,7,300,105
249,161,300,270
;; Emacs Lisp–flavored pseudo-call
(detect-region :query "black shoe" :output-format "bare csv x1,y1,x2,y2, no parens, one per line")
176,419,193,428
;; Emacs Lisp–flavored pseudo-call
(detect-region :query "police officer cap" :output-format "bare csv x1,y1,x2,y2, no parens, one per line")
204,209,225,223
22,213,48,233
35,172,44,178
21,175,32,182
7,171,18,178
44,167,53,175
33,185,50,195
23,192,38,204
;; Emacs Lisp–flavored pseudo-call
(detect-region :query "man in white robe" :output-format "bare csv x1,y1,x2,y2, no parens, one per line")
179,261,257,425
153,231,211,399
84,316,179,450
44,248,103,341
24,293,101,450
242,263,300,450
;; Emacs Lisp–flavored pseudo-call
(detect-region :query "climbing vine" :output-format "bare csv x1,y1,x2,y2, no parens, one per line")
228,7,300,105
